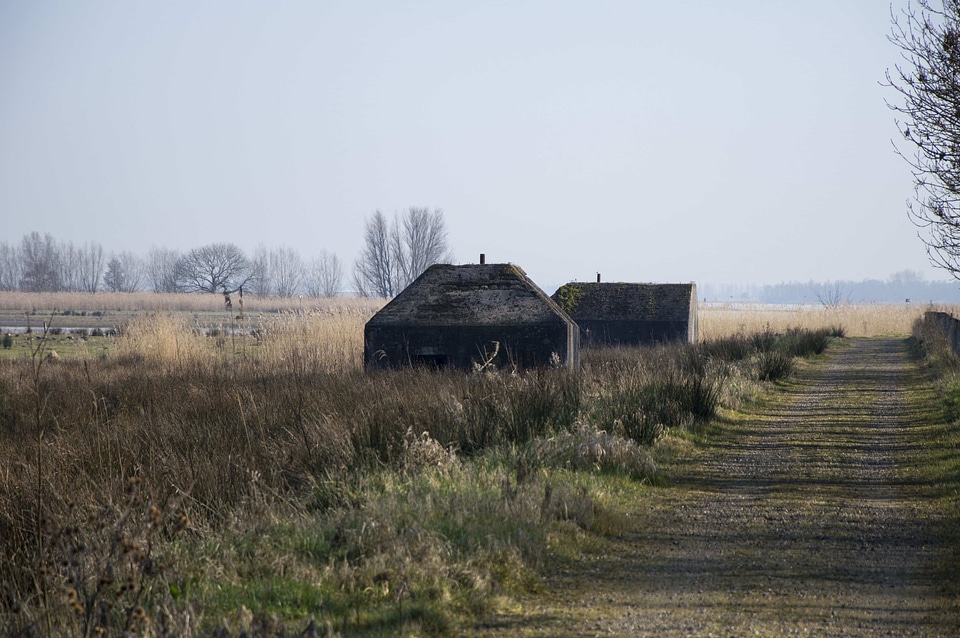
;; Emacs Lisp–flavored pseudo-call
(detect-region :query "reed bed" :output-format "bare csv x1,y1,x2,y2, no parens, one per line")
0,290,384,315
0,302,849,635
249,306,371,374
699,302,950,339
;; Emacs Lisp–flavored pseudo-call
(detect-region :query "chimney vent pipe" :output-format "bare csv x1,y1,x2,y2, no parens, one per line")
597,273,601,283
480,253,486,265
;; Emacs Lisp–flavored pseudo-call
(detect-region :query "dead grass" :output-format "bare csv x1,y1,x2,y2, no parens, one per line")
0,298,854,636
699,302,947,339
0,290,385,314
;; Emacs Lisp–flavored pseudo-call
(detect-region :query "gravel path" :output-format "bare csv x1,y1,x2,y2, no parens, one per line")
473,338,960,636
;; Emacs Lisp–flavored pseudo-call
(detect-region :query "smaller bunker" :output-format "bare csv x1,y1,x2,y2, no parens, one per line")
552,282,698,346
365,263,580,370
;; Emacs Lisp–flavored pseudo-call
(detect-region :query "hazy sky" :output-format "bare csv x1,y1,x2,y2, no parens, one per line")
0,1,948,291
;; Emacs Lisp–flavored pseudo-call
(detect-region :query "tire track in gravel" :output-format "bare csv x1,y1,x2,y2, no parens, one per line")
473,338,960,637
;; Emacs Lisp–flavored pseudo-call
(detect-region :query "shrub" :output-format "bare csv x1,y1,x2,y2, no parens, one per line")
587,349,723,445
755,350,795,381
699,334,752,362
751,329,778,353
774,327,831,357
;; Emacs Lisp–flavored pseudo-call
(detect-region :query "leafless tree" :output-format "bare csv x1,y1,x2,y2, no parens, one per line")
19,232,61,292
77,242,105,293
0,242,20,291
353,210,396,297
54,241,105,292
887,1,960,277
104,258,121,292
175,243,252,293
305,250,343,297
146,246,181,293
248,244,272,298
271,246,304,297
58,241,84,292
103,252,144,293
353,208,453,297
397,207,452,286
816,282,851,308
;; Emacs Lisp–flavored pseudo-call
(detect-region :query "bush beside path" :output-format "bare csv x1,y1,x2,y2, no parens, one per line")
472,338,960,636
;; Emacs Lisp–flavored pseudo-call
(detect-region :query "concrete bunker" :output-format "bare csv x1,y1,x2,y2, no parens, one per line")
552,281,698,346
364,262,580,370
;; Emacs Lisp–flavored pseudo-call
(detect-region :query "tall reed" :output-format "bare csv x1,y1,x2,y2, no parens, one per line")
699,302,943,339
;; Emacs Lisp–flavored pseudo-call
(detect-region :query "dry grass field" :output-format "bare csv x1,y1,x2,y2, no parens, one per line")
699,302,947,340
0,292,944,365
0,292,953,636
0,291,377,314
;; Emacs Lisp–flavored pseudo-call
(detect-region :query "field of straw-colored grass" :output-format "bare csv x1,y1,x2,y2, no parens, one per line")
114,307,374,373
0,290,385,315
699,302,951,340
3,292,932,634
2,292,943,338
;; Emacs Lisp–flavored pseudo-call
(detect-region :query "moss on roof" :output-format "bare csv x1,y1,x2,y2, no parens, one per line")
551,282,696,322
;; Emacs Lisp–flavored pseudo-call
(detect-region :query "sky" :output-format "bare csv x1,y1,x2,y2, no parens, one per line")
0,0,949,293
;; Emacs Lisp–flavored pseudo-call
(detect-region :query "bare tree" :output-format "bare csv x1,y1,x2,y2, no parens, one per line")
120,252,144,292
353,211,397,297
19,232,61,292
815,282,851,308
103,258,124,293
248,244,272,298
77,242,105,293
175,243,252,293
271,246,304,297
146,246,181,293
353,208,453,297
58,241,84,292
103,252,144,293
397,207,452,285
887,1,960,277
305,250,343,297
0,242,21,292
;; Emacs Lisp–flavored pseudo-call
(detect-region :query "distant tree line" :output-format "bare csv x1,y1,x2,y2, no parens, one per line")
0,208,454,299
702,271,960,305
0,231,344,297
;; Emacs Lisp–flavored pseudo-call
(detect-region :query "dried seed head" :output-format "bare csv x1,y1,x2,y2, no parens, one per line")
174,512,190,533
148,505,162,527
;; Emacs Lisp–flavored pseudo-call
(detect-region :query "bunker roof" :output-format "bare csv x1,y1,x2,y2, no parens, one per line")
368,263,573,326
554,282,697,322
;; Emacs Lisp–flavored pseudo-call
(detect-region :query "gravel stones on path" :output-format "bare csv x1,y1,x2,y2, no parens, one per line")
473,338,960,637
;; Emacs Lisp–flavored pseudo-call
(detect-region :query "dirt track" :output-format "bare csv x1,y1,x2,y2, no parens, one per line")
474,338,960,636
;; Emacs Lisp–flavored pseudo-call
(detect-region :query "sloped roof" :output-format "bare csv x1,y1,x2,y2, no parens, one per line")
553,282,696,322
368,263,573,326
